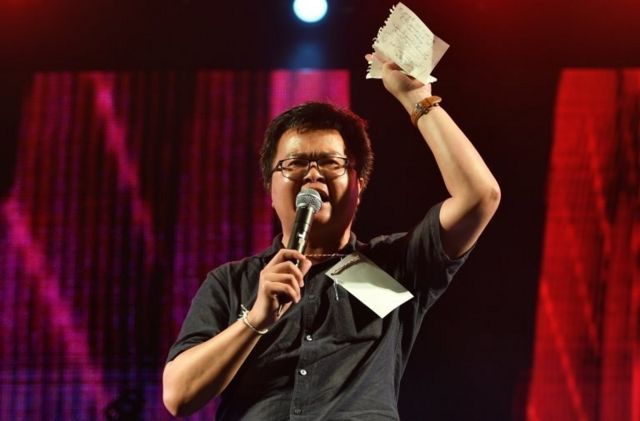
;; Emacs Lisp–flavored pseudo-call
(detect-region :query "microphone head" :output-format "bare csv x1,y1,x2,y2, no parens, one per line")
296,188,322,213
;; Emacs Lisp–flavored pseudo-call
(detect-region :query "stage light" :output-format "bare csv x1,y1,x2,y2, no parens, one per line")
292,0,328,24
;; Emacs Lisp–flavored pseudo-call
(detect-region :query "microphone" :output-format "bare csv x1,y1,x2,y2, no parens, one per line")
287,188,322,259
276,188,322,307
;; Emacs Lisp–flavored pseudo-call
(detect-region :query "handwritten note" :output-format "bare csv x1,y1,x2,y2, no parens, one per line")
366,2,449,84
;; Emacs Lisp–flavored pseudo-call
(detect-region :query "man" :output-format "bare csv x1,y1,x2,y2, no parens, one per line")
163,56,500,419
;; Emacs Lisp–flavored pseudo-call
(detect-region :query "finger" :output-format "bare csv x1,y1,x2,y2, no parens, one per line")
382,60,403,72
266,282,300,304
262,272,302,298
366,52,388,64
267,248,307,267
269,261,305,287
298,257,312,277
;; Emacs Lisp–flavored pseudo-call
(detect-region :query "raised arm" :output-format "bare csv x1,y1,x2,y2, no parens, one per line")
369,55,500,258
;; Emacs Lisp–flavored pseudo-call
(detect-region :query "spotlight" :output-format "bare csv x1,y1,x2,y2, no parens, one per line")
292,0,328,24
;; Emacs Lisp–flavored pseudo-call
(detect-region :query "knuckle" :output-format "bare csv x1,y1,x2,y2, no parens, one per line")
287,262,300,273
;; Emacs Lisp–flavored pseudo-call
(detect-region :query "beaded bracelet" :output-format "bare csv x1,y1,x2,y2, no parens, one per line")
238,304,269,335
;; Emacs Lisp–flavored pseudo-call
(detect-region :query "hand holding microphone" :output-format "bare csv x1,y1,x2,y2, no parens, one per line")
250,189,322,328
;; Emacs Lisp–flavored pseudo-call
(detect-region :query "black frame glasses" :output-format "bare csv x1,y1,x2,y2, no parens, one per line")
271,156,351,181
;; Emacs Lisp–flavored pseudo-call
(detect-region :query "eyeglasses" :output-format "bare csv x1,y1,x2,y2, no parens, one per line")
271,156,351,181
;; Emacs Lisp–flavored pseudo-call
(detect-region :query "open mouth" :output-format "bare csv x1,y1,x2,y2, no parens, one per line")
302,186,329,202
318,191,330,202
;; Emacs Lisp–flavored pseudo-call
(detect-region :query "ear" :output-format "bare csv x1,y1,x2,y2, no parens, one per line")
356,177,364,206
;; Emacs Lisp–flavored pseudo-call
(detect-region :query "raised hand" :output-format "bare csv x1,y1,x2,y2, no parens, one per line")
366,53,432,113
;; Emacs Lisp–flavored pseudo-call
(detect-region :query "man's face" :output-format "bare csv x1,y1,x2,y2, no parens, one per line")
270,128,362,243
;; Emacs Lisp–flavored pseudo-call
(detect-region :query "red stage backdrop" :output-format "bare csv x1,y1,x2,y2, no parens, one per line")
527,69,640,421
0,70,349,420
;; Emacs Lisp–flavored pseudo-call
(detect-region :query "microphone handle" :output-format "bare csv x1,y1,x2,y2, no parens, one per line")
277,205,314,307
287,205,315,256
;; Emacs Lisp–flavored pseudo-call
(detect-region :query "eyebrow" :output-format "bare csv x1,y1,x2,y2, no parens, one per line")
284,152,345,159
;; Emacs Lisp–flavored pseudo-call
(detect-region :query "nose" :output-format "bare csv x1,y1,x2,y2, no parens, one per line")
303,161,325,182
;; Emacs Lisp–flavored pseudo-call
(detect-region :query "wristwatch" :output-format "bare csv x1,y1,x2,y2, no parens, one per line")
411,96,442,127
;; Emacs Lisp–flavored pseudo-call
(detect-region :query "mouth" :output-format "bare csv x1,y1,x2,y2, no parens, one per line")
303,187,330,202
317,191,330,202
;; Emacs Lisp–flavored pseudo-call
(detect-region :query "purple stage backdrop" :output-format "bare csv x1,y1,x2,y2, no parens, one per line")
0,69,349,419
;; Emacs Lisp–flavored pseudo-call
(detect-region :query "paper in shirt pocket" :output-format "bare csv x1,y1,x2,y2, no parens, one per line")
326,252,414,318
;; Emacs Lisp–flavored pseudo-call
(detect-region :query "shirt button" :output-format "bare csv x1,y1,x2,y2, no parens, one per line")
305,334,313,341
294,408,302,415
299,369,308,376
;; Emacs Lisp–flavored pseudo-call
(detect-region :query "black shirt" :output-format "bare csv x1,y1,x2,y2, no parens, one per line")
167,203,469,420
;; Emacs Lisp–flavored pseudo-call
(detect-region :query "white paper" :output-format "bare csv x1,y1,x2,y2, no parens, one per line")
366,2,449,84
326,252,414,318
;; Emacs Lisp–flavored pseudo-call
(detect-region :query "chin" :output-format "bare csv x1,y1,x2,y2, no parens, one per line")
312,214,331,227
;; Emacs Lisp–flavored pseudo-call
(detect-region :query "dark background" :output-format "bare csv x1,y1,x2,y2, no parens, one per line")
1,0,638,419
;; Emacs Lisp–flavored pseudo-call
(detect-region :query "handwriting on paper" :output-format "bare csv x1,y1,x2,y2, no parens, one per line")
366,2,449,85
